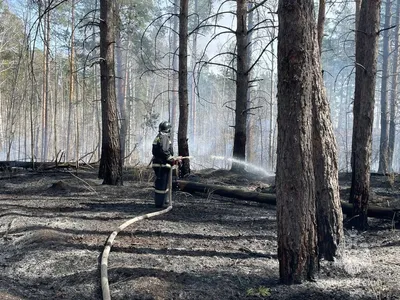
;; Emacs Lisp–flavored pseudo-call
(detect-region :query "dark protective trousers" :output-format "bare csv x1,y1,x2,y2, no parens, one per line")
153,166,170,208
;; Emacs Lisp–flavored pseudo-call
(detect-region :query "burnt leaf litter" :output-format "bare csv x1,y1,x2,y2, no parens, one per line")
0,168,399,299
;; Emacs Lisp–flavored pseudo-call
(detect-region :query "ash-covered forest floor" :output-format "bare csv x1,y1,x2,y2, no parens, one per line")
0,167,399,300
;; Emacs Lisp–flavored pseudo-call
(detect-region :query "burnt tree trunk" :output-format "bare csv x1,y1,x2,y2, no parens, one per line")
388,0,400,171
277,0,318,283
189,0,198,146
378,0,391,174
178,0,190,177
351,0,362,171
99,0,123,185
41,0,50,162
231,0,248,173
350,0,381,230
313,0,343,261
115,2,127,163
170,0,179,139
312,69,343,261
246,2,254,165
66,0,75,162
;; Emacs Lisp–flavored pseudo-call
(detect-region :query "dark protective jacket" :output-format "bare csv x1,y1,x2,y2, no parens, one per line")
152,132,174,165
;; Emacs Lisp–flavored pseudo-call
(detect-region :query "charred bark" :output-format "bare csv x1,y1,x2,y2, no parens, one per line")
98,0,123,185
312,75,343,261
378,0,391,174
231,0,248,173
178,0,190,177
115,3,127,163
277,0,318,283
388,0,400,171
312,16,343,261
0,161,96,171
350,0,381,230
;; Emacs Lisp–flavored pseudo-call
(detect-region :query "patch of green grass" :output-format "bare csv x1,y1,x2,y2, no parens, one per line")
246,286,271,298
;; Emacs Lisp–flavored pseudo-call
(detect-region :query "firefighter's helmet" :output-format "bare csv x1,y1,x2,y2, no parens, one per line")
159,121,171,133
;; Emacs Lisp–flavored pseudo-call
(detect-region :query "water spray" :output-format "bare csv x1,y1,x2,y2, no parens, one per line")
210,155,274,177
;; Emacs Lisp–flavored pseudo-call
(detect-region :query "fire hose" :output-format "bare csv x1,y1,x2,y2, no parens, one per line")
100,157,189,300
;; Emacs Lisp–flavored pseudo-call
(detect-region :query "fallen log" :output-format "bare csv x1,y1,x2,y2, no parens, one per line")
177,180,399,221
177,180,277,204
0,161,96,171
0,161,68,170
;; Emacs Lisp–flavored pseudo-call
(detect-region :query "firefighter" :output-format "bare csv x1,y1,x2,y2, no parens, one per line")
151,121,177,208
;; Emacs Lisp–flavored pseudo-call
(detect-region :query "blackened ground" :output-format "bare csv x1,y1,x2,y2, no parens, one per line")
0,168,399,300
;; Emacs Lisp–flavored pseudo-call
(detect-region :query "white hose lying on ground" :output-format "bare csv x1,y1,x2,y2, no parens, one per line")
100,166,174,300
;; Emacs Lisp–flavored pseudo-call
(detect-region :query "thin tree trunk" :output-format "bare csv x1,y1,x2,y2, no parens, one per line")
5,32,24,161
178,0,190,176
351,0,363,171
246,2,254,164
350,0,381,230
122,49,130,160
30,76,35,165
388,0,400,171
268,42,275,170
115,3,127,163
378,0,391,174
42,2,50,161
92,25,101,162
125,58,132,163
24,62,29,161
75,77,79,169
189,0,198,145
171,0,179,138
317,0,325,53
53,47,58,163
259,115,264,167
232,0,249,172
66,0,75,162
